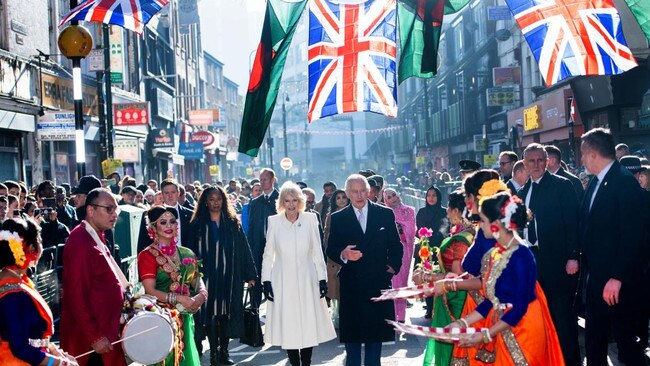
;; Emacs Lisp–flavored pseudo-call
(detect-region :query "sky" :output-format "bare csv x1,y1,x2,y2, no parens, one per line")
198,0,266,95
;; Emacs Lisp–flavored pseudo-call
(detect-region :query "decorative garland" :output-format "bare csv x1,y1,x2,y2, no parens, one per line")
286,125,406,135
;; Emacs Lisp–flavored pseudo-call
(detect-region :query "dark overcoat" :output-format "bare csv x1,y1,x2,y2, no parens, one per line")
246,190,279,271
326,201,403,343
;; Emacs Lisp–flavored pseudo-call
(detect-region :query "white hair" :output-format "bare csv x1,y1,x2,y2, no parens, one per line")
345,174,370,193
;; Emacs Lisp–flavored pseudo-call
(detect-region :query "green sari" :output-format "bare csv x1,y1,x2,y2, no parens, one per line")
423,230,473,366
146,245,201,366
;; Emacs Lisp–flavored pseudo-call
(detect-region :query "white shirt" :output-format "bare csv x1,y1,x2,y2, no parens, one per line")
511,179,522,192
175,204,182,244
589,160,615,209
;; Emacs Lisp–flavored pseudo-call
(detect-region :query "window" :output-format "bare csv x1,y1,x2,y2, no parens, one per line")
216,68,222,90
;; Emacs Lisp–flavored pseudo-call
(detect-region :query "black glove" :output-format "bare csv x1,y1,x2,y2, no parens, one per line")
263,281,274,302
319,280,327,298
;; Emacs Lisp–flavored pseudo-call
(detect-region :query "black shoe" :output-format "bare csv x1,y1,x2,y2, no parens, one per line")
210,349,219,366
219,352,235,365
424,311,432,319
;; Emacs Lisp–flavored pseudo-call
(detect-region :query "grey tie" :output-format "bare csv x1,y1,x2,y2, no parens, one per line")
358,209,366,233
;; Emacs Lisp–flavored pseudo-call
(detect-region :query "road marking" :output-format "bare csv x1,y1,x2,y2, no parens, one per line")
231,349,282,356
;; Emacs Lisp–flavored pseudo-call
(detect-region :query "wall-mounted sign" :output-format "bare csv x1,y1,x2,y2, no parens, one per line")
179,141,204,160
189,130,216,146
151,127,174,148
189,109,218,126
523,105,541,131
493,67,521,86
109,26,123,84
114,102,150,125
37,112,76,141
42,73,98,115
114,139,140,162
486,87,516,107
156,88,174,121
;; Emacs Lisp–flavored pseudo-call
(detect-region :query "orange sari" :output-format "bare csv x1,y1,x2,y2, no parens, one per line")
0,277,54,365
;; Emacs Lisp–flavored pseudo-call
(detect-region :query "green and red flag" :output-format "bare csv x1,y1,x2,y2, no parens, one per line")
624,0,650,41
239,0,308,157
397,0,471,84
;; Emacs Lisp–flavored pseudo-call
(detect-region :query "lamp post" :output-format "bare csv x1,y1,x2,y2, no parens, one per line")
58,21,93,180
282,93,289,178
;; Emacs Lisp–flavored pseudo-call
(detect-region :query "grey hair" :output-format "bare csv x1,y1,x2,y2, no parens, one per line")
523,143,548,159
345,174,370,192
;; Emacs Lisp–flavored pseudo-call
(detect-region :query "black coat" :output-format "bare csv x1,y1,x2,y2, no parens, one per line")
194,217,257,337
556,166,585,204
518,171,579,296
137,204,196,253
246,190,279,270
579,161,645,308
41,219,70,248
326,201,403,343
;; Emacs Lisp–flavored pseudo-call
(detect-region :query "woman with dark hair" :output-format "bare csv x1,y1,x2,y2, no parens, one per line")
190,186,257,366
414,190,475,366
137,206,207,365
0,218,78,365
322,189,349,328
446,192,564,365
415,185,447,318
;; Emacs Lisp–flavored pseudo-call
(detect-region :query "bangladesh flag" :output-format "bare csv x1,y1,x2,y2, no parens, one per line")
625,0,650,42
239,0,308,157
397,0,471,84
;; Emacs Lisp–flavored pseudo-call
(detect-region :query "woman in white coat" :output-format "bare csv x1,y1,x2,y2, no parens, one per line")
261,181,337,366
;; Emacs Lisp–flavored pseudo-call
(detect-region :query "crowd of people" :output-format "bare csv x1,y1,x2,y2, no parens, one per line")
0,127,648,366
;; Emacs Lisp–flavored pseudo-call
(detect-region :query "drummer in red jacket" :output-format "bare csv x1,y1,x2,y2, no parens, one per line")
61,188,128,366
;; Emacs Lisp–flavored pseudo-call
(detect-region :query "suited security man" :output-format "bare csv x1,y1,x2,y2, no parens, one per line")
579,128,646,366
545,145,585,203
506,160,528,195
518,143,581,365
137,179,195,253
326,174,403,366
247,168,279,306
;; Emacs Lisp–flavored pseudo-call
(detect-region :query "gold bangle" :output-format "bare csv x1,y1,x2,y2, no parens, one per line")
458,318,469,328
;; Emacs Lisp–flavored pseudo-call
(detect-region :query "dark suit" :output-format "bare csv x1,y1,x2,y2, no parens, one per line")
518,171,580,365
137,204,196,253
246,189,279,305
579,161,646,366
326,201,403,365
506,179,519,196
555,166,585,203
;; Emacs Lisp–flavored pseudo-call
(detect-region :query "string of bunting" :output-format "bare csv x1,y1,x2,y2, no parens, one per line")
286,125,407,135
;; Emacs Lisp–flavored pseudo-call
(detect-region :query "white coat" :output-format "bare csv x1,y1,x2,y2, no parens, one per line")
261,211,337,349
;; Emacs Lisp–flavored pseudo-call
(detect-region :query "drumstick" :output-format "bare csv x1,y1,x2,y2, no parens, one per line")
74,325,160,359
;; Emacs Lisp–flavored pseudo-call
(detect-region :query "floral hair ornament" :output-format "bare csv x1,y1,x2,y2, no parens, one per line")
477,179,508,205
501,195,523,231
0,230,27,268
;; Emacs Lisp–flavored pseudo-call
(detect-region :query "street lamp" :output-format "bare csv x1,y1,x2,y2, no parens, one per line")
282,93,289,177
58,23,93,179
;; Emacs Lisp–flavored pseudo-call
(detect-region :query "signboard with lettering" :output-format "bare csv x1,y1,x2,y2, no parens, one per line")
109,26,123,84
156,88,174,121
486,87,516,107
88,49,104,72
42,73,98,115
114,139,140,162
37,112,76,141
190,130,216,146
483,154,498,167
189,109,215,126
524,105,541,131
113,102,150,126
151,128,174,148
101,159,123,179
179,141,204,160
493,67,521,86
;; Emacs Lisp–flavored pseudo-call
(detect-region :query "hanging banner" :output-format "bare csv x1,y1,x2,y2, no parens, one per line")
37,112,76,141
151,128,175,148
109,26,124,84
114,102,150,126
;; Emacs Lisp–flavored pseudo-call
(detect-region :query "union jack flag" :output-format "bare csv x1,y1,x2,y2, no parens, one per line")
308,0,398,122
59,0,169,34
505,0,637,86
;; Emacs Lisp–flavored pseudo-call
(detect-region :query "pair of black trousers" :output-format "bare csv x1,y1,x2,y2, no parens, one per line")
287,347,313,365
545,291,581,366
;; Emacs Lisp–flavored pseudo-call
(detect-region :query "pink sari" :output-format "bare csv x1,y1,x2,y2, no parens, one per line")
389,202,416,321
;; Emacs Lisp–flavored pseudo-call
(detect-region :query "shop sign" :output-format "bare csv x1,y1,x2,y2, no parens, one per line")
483,154,498,167
109,26,123,84
190,130,216,146
178,141,204,160
486,87,515,107
523,105,542,131
189,109,217,126
151,128,174,148
88,49,104,72
156,88,174,121
101,159,123,179
493,67,521,86
209,165,220,176
473,135,487,151
37,112,75,141
114,102,150,125
42,73,98,115
114,139,140,163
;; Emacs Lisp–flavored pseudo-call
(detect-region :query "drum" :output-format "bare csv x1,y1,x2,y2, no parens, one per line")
122,307,175,364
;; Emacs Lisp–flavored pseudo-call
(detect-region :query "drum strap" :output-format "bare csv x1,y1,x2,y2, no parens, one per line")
82,221,130,289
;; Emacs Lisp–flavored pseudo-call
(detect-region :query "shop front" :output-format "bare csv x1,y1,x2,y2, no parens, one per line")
507,86,584,166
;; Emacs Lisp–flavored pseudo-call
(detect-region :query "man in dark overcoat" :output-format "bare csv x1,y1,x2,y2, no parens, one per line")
518,143,580,365
545,144,585,203
579,128,647,366
247,168,279,306
327,174,403,366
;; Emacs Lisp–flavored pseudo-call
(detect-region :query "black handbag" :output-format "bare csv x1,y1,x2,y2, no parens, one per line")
241,287,264,347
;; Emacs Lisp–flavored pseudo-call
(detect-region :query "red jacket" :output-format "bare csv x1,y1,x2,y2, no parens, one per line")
60,222,126,366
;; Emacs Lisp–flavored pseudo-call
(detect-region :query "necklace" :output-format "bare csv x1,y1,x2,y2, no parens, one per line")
153,243,180,270
494,236,517,254
156,240,177,256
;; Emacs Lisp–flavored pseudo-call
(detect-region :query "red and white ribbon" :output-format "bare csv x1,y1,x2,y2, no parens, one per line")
387,320,487,343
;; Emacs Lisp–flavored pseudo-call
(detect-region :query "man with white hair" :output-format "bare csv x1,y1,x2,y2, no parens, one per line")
326,174,403,366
